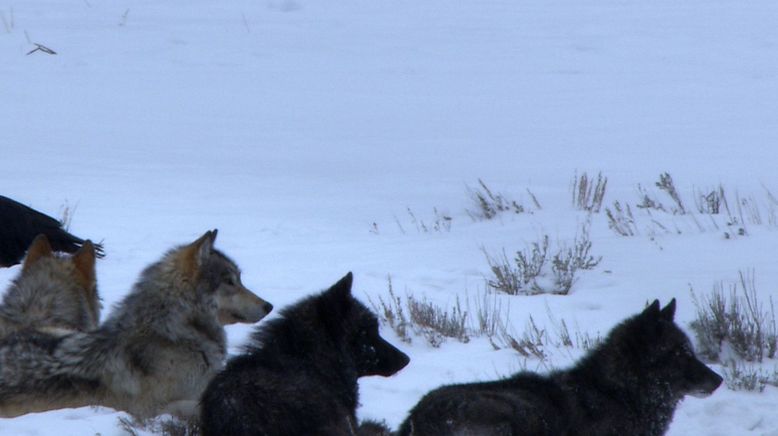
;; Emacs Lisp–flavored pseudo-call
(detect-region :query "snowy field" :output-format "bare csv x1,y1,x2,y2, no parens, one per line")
1,0,778,434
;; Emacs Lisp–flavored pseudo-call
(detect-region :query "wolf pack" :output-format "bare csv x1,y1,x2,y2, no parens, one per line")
0,196,723,435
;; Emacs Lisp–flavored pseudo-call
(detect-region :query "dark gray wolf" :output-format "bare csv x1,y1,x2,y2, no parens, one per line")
200,272,410,436
0,234,100,336
398,299,722,436
0,230,272,419
0,195,104,267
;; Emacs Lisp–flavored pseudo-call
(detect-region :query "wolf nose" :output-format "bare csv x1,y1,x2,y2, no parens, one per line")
399,352,411,369
711,372,723,390
264,302,273,314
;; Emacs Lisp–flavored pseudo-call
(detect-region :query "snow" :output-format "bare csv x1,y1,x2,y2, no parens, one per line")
1,0,778,434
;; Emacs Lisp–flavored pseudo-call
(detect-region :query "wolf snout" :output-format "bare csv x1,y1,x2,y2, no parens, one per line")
217,287,274,325
689,366,724,398
376,341,410,377
242,297,273,322
699,371,723,396
397,350,411,370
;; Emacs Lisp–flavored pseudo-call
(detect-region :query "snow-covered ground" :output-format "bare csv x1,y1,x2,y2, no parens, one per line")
1,0,778,434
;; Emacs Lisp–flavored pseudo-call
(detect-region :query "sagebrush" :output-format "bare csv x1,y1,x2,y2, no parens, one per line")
571,171,607,213
372,277,468,347
466,179,538,220
690,270,777,363
484,223,601,295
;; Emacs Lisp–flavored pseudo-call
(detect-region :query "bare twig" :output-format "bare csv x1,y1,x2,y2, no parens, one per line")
27,43,57,56
119,9,130,27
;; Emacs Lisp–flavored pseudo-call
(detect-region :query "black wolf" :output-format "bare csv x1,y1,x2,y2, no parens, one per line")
200,272,411,436
399,299,722,436
0,195,104,267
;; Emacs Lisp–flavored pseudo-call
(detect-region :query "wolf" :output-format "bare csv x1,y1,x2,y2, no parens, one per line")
398,299,723,436
200,272,411,436
0,230,272,419
0,195,104,267
0,234,100,337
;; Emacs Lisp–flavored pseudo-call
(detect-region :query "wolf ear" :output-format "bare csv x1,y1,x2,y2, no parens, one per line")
72,241,97,290
660,298,676,321
193,230,217,262
317,272,355,330
328,272,354,301
641,299,661,319
23,234,54,272
179,230,218,278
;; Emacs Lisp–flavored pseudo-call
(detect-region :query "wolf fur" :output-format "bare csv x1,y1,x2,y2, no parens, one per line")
0,230,272,419
0,234,100,336
0,195,104,267
398,299,723,436
200,272,410,436
357,420,394,436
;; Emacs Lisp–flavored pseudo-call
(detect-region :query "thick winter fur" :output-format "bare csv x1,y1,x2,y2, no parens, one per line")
0,230,272,419
0,235,100,337
200,272,411,436
0,195,104,267
399,299,723,436
357,420,394,436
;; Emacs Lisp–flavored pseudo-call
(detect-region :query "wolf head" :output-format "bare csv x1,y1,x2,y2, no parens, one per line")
8,234,101,330
312,273,410,377
602,299,722,400
175,230,272,325
638,299,723,397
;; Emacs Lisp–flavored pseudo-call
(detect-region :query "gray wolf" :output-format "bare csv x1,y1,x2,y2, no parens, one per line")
398,299,722,436
0,234,100,336
0,195,104,267
200,272,410,436
0,230,272,419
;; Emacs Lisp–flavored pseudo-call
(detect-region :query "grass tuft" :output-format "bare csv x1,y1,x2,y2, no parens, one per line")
484,222,600,295
571,171,607,213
